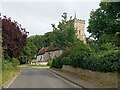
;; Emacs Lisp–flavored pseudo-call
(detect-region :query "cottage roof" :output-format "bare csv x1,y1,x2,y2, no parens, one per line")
38,46,61,55
38,47,47,55
46,46,60,52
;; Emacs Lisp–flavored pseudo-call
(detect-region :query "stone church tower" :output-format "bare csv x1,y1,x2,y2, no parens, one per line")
73,14,86,44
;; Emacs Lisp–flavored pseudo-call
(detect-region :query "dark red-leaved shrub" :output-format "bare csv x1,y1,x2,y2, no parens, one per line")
2,16,29,58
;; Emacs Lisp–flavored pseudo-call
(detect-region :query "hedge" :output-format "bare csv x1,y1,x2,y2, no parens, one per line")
51,45,120,72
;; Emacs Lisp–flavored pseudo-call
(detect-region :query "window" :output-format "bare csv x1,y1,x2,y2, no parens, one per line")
79,30,81,34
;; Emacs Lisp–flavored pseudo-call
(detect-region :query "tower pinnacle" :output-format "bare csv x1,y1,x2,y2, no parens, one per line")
74,12,77,19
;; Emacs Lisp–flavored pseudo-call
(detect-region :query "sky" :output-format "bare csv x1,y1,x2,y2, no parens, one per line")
0,1,101,37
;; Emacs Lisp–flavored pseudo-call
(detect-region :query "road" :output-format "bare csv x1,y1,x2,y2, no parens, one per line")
8,67,81,89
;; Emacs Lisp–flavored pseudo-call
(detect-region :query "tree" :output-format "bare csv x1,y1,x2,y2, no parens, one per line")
42,32,55,47
27,35,43,53
51,12,77,49
2,16,28,58
18,40,37,64
87,2,120,46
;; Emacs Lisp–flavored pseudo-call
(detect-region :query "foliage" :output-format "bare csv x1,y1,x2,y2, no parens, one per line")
27,35,43,52
21,12,78,64
87,2,120,46
2,16,28,58
47,60,53,67
18,40,37,64
42,32,56,47
2,58,19,71
98,51,120,72
48,10,120,72
51,56,64,68
51,43,120,72
2,58,20,85
11,58,20,67
19,35,43,64
1,15,25,85
51,12,78,48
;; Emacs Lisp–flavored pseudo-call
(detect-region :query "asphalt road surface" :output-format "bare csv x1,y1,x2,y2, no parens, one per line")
8,67,82,89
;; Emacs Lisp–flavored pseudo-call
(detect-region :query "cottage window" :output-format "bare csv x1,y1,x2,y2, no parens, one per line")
40,56,42,60
79,30,81,34
48,52,50,55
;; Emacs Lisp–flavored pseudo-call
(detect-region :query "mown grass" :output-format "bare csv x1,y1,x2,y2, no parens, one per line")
30,64,49,67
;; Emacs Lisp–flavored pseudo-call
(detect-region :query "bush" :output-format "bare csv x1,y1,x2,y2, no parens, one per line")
11,58,20,68
51,43,91,69
51,55,71,68
51,43,120,72
62,57,71,65
2,61,13,71
2,58,20,71
70,52,82,68
47,60,52,67
51,56,63,68
98,51,120,72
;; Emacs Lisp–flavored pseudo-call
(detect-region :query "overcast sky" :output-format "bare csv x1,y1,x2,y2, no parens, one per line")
1,1,101,37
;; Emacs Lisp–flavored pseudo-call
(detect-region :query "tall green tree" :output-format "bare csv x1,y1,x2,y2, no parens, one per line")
52,12,77,49
88,2,120,46
27,35,44,53
18,39,37,64
42,32,55,47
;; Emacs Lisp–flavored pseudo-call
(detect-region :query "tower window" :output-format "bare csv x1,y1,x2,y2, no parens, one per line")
79,31,81,34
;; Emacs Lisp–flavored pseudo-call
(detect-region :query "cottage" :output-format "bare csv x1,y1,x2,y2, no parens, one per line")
32,46,63,65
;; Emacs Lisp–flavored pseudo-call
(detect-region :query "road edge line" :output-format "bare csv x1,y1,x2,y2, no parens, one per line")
48,68,88,90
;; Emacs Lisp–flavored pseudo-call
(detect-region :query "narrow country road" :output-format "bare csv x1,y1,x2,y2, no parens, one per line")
8,67,81,89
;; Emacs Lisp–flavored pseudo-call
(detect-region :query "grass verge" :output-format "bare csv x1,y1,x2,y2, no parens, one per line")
52,68,119,89
2,68,20,86
0,71,2,87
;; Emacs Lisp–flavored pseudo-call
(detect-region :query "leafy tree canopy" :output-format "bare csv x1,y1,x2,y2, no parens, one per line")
51,12,78,49
2,16,28,58
87,2,120,46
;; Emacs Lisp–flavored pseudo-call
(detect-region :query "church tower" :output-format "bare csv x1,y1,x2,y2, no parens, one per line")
73,14,86,44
